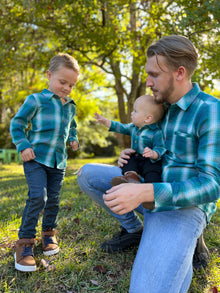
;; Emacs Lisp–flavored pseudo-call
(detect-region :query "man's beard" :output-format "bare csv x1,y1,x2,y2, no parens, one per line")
153,75,174,104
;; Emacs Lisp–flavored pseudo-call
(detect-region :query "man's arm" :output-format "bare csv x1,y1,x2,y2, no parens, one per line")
103,183,154,215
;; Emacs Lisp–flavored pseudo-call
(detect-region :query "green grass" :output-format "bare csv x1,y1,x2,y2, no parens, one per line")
0,158,219,293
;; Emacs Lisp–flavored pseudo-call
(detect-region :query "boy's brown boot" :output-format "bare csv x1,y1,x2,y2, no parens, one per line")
111,171,141,186
42,229,59,256
14,238,36,272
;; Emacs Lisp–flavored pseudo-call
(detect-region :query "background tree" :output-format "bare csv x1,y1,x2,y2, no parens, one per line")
0,0,219,149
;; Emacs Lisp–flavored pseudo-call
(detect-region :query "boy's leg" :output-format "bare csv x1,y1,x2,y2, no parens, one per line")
16,160,47,272
129,207,206,293
42,166,65,230
41,166,65,256
19,161,47,238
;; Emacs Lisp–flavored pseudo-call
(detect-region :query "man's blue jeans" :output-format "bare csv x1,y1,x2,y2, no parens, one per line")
19,160,65,239
77,163,207,293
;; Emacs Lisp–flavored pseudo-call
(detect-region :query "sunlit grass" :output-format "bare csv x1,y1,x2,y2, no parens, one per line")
0,159,219,292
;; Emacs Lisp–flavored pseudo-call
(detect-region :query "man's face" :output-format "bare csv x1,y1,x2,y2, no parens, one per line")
145,55,175,104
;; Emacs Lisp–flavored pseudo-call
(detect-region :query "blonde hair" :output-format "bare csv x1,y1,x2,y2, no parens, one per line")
49,53,80,75
137,95,165,123
147,35,198,79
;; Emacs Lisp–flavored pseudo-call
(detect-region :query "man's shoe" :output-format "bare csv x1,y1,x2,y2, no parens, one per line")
42,229,59,256
101,227,143,253
14,238,36,272
111,171,141,186
193,233,210,270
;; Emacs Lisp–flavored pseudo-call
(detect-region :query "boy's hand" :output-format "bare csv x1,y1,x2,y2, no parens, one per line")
94,112,111,128
143,147,159,160
70,141,79,151
21,148,36,162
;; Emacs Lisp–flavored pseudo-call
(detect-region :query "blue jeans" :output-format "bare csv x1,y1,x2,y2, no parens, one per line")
77,163,207,293
19,160,65,238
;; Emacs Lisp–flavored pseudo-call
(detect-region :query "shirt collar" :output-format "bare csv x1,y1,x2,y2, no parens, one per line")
138,123,159,131
41,89,76,104
174,83,200,111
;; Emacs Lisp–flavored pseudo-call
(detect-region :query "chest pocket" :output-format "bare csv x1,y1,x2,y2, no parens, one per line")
169,131,198,163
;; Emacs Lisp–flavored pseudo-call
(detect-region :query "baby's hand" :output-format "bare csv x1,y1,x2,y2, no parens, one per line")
70,141,79,151
94,112,111,128
143,147,159,160
21,148,36,162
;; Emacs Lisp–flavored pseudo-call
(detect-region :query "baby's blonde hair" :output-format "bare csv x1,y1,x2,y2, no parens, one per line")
137,95,165,123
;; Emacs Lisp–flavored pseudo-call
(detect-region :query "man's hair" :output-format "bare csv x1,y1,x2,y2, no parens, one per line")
147,35,198,78
49,53,80,75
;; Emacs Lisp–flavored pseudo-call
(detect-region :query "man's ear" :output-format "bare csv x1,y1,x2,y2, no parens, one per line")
46,70,51,80
176,66,186,81
145,115,153,124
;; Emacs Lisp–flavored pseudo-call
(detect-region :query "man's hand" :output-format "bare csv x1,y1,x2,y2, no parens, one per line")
21,148,36,162
103,183,154,215
70,141,79,151
143,147,159,160
94,112,111,128
118,148,136,168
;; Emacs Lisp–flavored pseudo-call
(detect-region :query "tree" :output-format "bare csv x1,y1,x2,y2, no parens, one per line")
0,0,219,148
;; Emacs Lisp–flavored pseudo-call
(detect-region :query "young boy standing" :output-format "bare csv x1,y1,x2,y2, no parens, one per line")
95,95,166,209
10,53,80,272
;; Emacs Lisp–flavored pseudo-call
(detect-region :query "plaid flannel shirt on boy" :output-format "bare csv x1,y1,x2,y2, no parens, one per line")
10,89,78,169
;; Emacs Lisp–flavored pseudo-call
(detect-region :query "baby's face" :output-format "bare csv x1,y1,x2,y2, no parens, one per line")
131,99,150,128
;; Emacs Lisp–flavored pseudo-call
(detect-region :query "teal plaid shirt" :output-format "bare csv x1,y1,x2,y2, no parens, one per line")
10,89,78,169
109,121,166,160
153,83,220,222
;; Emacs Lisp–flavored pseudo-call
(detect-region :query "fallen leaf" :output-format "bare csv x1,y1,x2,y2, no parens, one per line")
93,265,106,274
74,218,80,224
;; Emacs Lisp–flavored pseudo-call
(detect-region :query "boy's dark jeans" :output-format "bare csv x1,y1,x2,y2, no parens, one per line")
19,160,65,239
121,153,162,183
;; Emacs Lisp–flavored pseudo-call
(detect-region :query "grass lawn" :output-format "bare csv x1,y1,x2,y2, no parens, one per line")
0,158,219,293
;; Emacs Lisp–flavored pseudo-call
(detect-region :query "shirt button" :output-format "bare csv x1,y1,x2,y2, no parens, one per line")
135,140,137,143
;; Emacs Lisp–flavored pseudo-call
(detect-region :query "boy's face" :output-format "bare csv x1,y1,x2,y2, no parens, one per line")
47,66,79,98
131,98,150,128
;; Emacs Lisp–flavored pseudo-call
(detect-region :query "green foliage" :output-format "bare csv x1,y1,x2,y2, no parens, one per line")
0,0,219,148
0,160,219,292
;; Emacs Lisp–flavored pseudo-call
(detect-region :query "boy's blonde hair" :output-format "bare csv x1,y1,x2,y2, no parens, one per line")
49,53,80,75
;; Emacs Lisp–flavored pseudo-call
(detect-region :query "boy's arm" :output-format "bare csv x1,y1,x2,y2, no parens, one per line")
10,95,37,153
94,112,111,128
68,116,79,150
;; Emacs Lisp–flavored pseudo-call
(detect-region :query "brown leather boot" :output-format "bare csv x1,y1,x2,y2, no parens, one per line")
111,171,155,210
111,171,141,186
142,201,155,210
14,238,36,272
42,229,59,256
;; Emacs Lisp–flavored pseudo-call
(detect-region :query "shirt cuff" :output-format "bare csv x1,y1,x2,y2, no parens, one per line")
153,182,173,207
